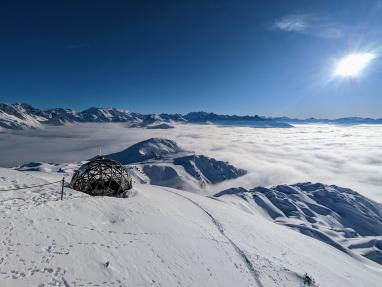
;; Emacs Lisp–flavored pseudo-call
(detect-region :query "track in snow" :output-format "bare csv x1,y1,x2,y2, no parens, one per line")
164,189,264,287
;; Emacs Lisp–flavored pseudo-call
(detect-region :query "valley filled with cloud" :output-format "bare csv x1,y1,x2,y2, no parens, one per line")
2,123,381,202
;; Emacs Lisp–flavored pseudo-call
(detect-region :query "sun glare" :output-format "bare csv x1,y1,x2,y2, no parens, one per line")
334,52,376,78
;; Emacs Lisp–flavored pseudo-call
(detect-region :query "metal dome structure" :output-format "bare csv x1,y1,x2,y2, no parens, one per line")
70,156,132,196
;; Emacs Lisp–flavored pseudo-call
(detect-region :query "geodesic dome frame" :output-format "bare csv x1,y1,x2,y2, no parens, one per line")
70,156,132,196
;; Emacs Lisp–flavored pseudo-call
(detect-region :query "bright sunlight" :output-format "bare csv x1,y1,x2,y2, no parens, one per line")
334,52,376,77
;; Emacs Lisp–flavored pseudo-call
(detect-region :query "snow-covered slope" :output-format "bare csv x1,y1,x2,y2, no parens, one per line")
0,103,46,129
16,161,81,175
79,107,142,123
0,168,381,286
103,138,247,192
215,182,382,265
140,163,203,192
173,155,247,184
105,138,185,164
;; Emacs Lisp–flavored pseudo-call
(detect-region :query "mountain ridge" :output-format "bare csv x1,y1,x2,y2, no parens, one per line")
1,102,381,131
215,182,382,265
102,137,247,191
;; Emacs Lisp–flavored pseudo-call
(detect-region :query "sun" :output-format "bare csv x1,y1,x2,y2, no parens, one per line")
334,53,376,78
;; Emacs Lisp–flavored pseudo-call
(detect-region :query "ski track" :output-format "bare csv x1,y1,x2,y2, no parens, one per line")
2,170,381,286
164,189,264,287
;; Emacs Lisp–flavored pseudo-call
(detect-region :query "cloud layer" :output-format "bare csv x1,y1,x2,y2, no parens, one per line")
0,123,381,202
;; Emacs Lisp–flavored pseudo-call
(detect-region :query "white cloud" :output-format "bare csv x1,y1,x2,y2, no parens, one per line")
273,14,343,39
274,15,309,32
0,123,381,202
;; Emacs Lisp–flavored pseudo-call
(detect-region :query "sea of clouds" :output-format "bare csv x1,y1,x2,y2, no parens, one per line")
1,123,381,202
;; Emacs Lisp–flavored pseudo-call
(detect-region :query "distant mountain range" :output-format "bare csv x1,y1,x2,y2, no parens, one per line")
272,116,382,125
1,103,381,130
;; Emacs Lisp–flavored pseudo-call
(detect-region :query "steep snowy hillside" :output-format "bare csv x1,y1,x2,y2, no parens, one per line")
44,108,79,125
103,138,247,191
0,168,381,286
0,103,46,129
80,107,142,123
173,155,247,184
215,182,382,265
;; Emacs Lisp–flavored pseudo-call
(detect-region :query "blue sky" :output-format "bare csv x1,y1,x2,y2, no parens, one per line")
0,0,381,118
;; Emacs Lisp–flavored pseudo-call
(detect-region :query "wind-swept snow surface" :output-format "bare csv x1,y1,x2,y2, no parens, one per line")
0,168,381,286
215,182,382,265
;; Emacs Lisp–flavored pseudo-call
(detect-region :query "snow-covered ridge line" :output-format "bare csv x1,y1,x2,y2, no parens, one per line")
215,182,382,265
1,103,381,131
0,103,289,130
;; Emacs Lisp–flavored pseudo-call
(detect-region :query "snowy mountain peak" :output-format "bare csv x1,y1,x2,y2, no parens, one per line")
101,138,247,191
105,138,184,164
80,107,137,122
159,113,187,122
0,102,45,129
136,138,182,156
